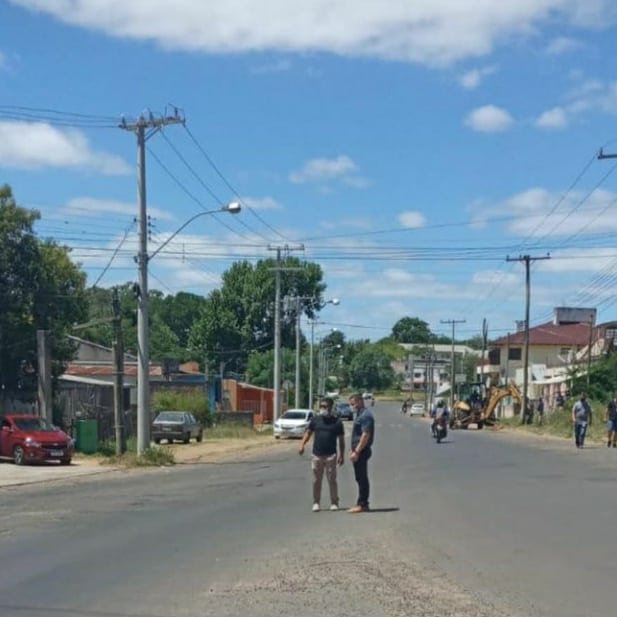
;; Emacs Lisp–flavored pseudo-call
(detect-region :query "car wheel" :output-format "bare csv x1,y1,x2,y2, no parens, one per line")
274,435,280,439
13,446,25,466
183,432,190,444
196,431,203,443
167,438,174,444
61,458,71,466
154,438,161,444
477,422,484,430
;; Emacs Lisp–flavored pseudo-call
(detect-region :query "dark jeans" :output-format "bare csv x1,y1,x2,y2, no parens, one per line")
574,422,588,447
352,449,371,508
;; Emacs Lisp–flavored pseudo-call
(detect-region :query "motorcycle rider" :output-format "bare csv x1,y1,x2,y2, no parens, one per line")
431,399,449,436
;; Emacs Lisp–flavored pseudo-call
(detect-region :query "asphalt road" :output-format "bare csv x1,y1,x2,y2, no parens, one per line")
0,403,616,617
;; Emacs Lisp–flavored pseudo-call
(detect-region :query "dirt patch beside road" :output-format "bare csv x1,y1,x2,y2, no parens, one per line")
165,433,294,464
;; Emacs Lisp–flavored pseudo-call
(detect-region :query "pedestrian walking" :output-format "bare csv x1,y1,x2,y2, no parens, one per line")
299,397,344,512
572,392,592,449
348,392,375,513
536,397,545,425
605,393,617,448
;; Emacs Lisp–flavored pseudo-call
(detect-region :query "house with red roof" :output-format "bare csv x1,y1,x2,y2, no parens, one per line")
482,307,617,408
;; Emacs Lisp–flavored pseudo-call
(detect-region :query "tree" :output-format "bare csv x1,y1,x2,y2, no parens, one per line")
0,185,88,392
348,347,395,391
190,258,325,372
391,317,432,343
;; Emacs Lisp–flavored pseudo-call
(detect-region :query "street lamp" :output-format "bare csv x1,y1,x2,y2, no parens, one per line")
136,201,241,455
308,298,340,409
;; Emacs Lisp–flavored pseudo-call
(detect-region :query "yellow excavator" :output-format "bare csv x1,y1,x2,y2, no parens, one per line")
450,382,523,429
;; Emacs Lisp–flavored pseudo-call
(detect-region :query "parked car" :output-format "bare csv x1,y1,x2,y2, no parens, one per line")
273,409,314,439
335,402,354,421
0,414,74,465
152,411,203,444
409,402,426,416
362,392,375,406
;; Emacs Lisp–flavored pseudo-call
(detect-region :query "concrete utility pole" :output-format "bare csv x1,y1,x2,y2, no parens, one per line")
111,289,126,455
506,254,551,423
268,244,304,422
441,319,466,410
120,109,184,455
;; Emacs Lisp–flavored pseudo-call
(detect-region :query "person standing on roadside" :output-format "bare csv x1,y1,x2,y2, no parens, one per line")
299,397,345,512
572,392,592,449
348,393,375,513
605,393,617,448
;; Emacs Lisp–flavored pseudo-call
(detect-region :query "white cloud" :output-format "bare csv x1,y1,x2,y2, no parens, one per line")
464,105,514,133
289,155,368,187
545,36,583,55
535,106,569,129
542,248,617,273
459,65,497,89
398,211,426,229
0,121,130,175
240,196,283,210
9,0,616,67
476,187,617,238
536,77,617,129
62,197,175,221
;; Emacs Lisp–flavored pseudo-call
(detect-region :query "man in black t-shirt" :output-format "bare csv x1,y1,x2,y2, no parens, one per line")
299,397,345,512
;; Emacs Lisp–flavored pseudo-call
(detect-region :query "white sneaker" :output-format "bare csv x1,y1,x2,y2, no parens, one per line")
329,504,339,511
312,503,320,512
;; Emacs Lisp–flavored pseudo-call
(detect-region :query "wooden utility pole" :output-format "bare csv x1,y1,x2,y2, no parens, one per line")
506,254,551,423
37,330,52,421
112,289,126,455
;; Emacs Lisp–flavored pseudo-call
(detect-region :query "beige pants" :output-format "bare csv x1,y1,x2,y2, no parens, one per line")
312,454,339,505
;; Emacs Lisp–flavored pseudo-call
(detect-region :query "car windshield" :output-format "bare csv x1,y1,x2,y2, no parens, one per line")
154,412,185,422
281,411,308,420
337,404,351,411
14,417,56,432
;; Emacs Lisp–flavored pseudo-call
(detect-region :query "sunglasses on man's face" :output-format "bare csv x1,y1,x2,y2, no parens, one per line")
319,404,328,409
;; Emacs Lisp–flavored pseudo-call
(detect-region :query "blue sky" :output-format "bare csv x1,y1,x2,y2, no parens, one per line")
2,1,617,344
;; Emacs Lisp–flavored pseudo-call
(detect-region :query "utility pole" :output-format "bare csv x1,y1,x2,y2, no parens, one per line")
111,289,126,455
120,109,184,455
441,319,466,410
506,254,551,423
37,330,51,421
481,318,488,385
268,244,304,422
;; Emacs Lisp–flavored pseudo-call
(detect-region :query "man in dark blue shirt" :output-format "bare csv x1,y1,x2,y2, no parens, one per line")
299,397,345,512
348,392,375,513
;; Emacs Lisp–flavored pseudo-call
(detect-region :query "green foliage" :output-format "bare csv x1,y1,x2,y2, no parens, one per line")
348,347,395,391
151,388,212,427
391,317,432,343
570,354,617,401
189,258,325,373
0,185,88,392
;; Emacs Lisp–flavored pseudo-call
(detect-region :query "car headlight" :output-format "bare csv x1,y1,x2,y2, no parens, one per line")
25,437,42,447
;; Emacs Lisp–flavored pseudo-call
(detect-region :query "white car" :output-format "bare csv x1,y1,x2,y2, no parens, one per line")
273,409,314,439
409,402,426,416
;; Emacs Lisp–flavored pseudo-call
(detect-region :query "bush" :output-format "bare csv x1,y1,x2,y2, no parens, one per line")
152,389,212,427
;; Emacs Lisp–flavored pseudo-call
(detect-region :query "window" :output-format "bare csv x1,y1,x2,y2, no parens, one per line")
488,349,501,365
508,347,522,361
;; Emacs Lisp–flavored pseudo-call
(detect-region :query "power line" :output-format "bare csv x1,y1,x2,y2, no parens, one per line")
183,123,290,242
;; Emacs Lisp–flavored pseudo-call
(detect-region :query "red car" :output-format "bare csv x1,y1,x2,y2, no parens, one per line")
0,414,74,465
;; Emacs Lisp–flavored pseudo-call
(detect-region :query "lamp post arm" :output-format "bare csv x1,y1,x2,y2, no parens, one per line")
149,202,240,261
150,210,215,260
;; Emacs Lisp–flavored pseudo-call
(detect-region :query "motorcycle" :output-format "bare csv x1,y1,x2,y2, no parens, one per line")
431,416,448,444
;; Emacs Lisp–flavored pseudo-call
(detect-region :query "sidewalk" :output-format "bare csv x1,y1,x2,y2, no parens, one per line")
0,458,117,488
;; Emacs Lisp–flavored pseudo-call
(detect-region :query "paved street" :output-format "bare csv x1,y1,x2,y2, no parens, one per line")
0,403,616,616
